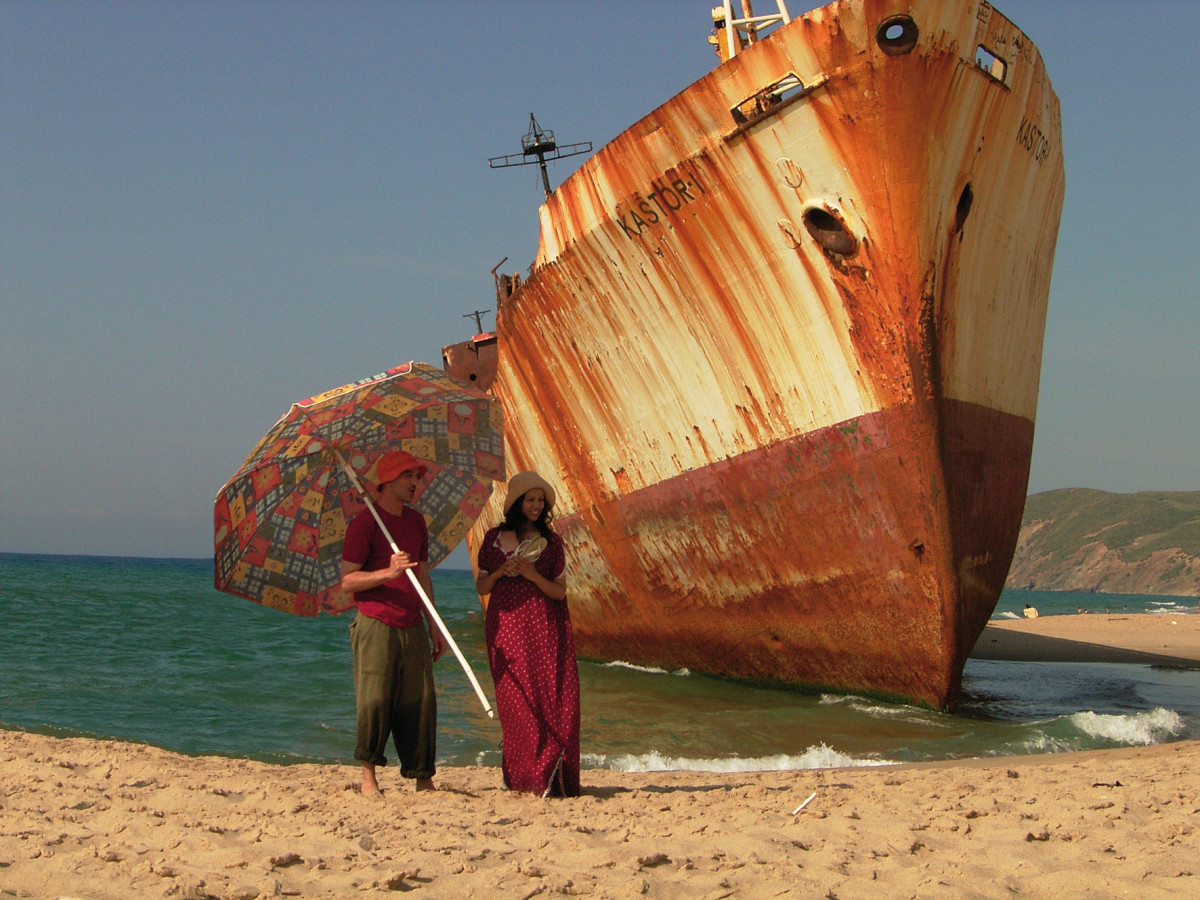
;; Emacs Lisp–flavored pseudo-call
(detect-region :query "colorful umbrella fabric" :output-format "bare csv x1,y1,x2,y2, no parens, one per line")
213,362,504,616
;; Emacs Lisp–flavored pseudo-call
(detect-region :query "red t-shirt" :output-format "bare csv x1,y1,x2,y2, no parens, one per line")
342,506,429,628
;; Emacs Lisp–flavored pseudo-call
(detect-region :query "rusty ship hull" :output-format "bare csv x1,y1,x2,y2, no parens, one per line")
445,0,1064,709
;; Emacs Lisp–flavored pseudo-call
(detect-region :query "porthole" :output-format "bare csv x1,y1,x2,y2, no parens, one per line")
876,15,919,55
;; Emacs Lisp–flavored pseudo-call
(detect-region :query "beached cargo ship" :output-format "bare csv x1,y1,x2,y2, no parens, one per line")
443,0,1064,709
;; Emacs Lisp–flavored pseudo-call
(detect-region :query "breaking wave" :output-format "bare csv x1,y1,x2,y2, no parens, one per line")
1070,708,1185,745
585,743,895,773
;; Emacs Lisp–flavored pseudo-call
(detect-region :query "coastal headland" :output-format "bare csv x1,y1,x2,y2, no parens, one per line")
3,613,1197,899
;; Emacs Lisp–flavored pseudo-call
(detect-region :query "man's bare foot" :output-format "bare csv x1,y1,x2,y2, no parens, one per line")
415,777,436,792
361,762,381,796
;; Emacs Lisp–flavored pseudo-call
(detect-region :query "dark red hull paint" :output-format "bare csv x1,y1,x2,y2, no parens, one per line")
546,399,1031,708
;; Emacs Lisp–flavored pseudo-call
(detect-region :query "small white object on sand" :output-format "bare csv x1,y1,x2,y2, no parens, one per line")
791,791,817,815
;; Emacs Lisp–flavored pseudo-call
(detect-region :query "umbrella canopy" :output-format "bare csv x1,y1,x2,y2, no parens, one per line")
214,362,504,616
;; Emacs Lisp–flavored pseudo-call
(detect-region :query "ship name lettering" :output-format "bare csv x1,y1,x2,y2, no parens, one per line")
1016,115,1051,164
615,165,708,239
617,206,656,238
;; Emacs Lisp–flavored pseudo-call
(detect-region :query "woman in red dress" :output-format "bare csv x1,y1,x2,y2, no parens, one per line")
475,471,580,796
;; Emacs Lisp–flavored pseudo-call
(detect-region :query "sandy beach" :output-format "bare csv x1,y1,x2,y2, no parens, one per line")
4,613,1198,899
972,610,1200,665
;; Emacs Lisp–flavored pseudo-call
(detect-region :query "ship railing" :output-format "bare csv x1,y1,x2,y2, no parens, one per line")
712,0,791,60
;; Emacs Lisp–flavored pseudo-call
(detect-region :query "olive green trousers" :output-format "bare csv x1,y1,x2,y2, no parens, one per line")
349,611,437,778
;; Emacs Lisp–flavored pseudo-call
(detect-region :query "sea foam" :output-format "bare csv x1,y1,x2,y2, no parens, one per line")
1069,708,1185,745
817,693,943,728
601,660,690,676
585,743,894,773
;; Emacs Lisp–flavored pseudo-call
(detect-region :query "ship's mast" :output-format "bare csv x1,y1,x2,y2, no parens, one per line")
487,114,592,197
462,309,491,336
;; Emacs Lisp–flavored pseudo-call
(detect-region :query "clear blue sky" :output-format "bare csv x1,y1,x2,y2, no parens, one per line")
2,1,1197,562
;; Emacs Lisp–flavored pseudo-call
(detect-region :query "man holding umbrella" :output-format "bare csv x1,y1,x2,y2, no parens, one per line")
341,450,448,795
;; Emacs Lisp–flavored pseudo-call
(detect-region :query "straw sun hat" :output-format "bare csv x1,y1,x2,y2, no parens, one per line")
503,471,555,515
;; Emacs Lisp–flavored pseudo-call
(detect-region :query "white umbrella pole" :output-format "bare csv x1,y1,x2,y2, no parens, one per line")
401,567,495,720
337,453,495,719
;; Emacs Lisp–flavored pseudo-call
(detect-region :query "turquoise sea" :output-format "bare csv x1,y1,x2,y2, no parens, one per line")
2,553,1197,773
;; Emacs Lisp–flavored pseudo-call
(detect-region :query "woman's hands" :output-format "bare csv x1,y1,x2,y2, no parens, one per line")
507,556,538,580
476,554,542,596
476,533,565,602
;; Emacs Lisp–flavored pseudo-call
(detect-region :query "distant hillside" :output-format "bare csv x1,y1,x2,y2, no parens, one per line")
1006,489,1200,596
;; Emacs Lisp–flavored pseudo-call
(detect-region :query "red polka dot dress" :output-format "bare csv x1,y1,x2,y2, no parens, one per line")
479,527,580,797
